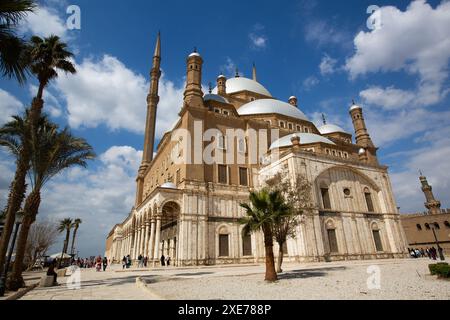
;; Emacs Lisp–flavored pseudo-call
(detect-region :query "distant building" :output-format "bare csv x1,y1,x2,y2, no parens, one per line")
105,34,408,265
400,174,450,254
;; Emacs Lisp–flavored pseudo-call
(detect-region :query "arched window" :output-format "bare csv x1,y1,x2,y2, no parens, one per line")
371,223,383,252
364,187,375,212
433,222,440,230
238,138,246,154
425,223,431,230
325,220,339,253
218,227,229,257
416,224,422,231
242,234,252,256
321,186,331,210
444,221,450,228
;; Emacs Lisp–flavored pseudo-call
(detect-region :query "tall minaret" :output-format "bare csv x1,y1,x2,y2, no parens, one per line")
136,32,161,205
419,172,441,215
349,101,375,149
183,48,204,108
252,63,257,81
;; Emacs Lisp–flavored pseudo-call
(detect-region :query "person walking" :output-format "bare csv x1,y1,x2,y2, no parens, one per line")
102,256,108,271
122,256,127,269
160,254,166,267
126,255,131,268
144,256,148,268
166,256,171,266
95,256,102,272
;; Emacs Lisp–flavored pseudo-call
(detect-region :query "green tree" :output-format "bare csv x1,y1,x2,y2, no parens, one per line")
0,0,35,83
240,189,290,282
266,172,313,273
0,35,75,280
69,218,82,256
57,218,73,267
6,117,94,290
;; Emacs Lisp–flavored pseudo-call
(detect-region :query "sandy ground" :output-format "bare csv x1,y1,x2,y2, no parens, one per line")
18,258,450,300
142,258,450,300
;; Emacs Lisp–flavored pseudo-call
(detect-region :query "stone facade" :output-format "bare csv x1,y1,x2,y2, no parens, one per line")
105,34,408,265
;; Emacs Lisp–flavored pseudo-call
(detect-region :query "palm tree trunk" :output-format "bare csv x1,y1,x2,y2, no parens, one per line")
0,150,30,279
263,225,277,282
70,227,78,256
276,242,284,274
7,190,40,291
64,230,70,254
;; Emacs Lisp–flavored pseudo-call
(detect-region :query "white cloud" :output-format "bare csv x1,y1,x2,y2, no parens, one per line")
249,24,268,50
54,55,184,141
319,54,338,76
359,86,416,110
20,6,68,39
220,57,243,78
0,89,24,125
249,34,267,49
346,0,450,108
35,146,143,256
302,76,319,91
304,19,350,48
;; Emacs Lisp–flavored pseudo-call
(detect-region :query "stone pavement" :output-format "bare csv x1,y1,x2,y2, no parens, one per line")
18,258,450,300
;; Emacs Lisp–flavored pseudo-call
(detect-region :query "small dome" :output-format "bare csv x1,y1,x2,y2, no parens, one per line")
188,52,201,58
349,103,362,111
160,182,177,189
204,94,229,104
270,133,335,150
217,74,226,80
318,124,349,135
238,99,309,121
289,96,297,100
358,148,366,155
212,77,272,97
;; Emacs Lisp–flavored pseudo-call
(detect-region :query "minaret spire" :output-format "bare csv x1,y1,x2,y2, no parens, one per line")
136,32,162,205
252,63,257,81
419,172,442,215
322,113,327,125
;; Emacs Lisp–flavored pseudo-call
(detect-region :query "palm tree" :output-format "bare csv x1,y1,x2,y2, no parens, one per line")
240,189,290,282
0,0,36,83
6,117,94,290
58,218,73,264
69,218,82,256
0,36,75,281
0,112,33,280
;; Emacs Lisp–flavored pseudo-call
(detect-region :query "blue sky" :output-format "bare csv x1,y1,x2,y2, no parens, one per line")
1,0,449,256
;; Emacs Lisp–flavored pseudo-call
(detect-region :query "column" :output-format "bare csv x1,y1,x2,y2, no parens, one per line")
136,226,142,257
153,216,162,263
149,218,156,261
144,222,150,257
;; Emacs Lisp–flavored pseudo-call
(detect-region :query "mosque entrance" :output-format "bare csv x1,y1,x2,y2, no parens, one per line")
160,201,180,265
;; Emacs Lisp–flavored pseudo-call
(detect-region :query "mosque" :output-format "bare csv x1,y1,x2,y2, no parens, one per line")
105,34,408,266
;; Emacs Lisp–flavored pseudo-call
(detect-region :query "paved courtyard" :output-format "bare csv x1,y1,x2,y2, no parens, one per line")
19,258,450,300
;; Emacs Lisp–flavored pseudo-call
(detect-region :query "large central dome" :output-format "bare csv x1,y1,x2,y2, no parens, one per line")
213,77,272,97
237,99,309,121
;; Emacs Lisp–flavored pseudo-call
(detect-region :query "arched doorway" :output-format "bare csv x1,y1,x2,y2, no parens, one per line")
160,201,180,265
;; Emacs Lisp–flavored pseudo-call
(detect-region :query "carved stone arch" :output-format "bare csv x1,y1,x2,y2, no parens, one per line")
325,218,336,230
217,224,230,235
315,165,381,192
371,221,380,231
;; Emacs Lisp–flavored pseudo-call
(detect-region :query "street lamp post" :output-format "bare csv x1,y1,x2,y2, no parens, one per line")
0,211,24,297
430,225,445,261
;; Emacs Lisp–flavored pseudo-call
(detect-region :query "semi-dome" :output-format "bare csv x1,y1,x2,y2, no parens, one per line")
160,182,177,189
213,77,272,97
203,93,229,104
270,133,335,150
237,99,309,121
349,103,362,111
318,124,349,135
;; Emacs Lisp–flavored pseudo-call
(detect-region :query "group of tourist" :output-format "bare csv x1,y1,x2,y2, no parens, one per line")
72,256,109,271
408,247,443,260
121,254,172,269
